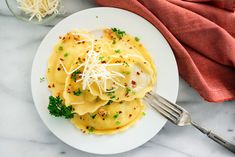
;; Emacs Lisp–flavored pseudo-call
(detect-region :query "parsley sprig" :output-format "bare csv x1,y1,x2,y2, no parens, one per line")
48,96,75,119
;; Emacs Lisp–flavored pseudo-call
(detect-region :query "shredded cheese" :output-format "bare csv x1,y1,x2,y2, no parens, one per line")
16,0,60,22
60,32,125,94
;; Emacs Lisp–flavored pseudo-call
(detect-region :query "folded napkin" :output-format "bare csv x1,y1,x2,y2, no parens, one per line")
96,0,235,102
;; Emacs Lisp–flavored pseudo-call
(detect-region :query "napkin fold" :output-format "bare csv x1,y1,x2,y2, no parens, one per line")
96,0,235,102
184,0,235,11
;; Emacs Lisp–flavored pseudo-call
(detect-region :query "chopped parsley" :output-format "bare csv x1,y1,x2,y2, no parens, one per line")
111,28,126,39
40,76,45,83
48,96,75,119
122,71,130,75
106,91,115,96
123,61,129,67
126,87,131,94
64,52,69,57
87,126,94,133
112,40,116,45
115,49,121,53
113,113,119,119
110,95,116,99
73,88,82,96
98,56,105,61
71,70,81,82
126,87,135,95
135,37,140,42
142,112,146,116
58,46,63,51
106,100,113,105
116,121,121,125
90,114,97,119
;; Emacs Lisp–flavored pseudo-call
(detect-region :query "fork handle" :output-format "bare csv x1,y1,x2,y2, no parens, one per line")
191,121,235,153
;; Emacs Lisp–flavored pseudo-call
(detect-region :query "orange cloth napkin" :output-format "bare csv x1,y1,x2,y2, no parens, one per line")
96,0,235,102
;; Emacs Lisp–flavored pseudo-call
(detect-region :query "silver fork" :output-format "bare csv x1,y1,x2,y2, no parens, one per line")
144,91,235,153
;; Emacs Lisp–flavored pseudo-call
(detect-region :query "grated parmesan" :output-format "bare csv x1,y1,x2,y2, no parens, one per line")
60,32,126,94
16,0,60,22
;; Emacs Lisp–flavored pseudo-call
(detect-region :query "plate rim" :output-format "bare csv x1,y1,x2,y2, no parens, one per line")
31,7,179,155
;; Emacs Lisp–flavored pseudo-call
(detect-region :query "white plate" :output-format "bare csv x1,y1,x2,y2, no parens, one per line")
31,7,179,155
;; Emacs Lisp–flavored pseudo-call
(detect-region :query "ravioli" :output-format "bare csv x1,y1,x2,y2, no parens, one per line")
71,99,144,134
47,30,92,97
46,28,156,135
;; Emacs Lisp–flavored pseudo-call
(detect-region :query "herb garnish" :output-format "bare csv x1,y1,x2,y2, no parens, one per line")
87,126,94,133
126,87,131,94
106,100,113,105
142,112,146,116
123,61,129,67
90,114,97,119
116,121,121,125
71,70,81,82
122,71,130,75
126,87,136,95
111,28,126,39
48,96,75,119
113,113,119,119
110,95,116,99
64,52,69,57
58,46,63,51
112,40,116,45
135,37,140,42
115,49,121,53
40,77,45,83
98,56,105,61
73,88,82,96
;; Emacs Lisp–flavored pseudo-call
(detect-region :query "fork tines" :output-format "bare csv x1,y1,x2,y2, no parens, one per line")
144,92,184,124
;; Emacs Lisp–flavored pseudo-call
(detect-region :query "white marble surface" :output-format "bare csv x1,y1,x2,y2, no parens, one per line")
0,0,235,156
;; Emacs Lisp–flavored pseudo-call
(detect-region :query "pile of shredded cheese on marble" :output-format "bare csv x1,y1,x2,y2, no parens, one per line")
60,32,125,94
16,0,59,21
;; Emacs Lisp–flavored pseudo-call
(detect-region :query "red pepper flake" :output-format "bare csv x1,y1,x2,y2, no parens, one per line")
95,39,97,42
48,85,51,88
124,83,127,87
59,58,64,61
83,58,85,61
62,37,65,40
136,72,140,75
52,84,55,88
101,61,106,64
82,41,85,44
144,62,147,64
116,127,120,129
59,36,62,39
57,67,61,71
134,107,136,110
82,130,86,133
127,39,130,42
102,118,105,120
129,47,132,49
119,111,122,114
131,80,137,88
129,114,132,117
